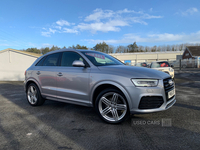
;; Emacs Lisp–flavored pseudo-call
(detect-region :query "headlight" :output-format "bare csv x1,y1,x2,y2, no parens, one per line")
131,79,158,87
169,68,174,72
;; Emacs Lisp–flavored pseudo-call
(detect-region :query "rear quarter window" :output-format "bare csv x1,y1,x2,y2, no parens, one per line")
36,56,46,66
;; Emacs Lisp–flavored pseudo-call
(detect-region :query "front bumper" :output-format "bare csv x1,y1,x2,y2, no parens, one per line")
126,78,176,114
130,97,176,114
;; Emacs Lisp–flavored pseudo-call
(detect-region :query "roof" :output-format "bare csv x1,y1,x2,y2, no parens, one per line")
43,48,95,56
186,46,200,57
0,48,42,58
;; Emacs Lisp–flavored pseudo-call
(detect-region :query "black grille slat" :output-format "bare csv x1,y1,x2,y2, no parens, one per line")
163,77,175,102
138,96,164,109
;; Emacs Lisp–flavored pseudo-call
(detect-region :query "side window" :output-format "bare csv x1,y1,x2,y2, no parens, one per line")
43,53,60,66
61,52,84,67
36,56,46,66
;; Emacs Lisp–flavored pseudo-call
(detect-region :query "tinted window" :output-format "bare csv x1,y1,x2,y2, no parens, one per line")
61,51,85,67
43,53,60,66
36,56,46,66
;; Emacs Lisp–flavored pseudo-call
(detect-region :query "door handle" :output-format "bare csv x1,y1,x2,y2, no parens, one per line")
36,71,41,75
57,72,63,76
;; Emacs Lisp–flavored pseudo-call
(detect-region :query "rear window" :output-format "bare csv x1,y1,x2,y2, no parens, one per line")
151,62,170,68
43,53,60,66
36,53,60,66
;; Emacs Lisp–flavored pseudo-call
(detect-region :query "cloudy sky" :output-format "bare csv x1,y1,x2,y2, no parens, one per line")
0,0,200,50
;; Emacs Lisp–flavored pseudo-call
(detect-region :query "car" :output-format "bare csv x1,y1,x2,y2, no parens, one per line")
24,49,176,124
135,62,148,67
150,61,174,79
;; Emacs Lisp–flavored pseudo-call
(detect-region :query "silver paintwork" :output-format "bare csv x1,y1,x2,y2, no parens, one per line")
72,60,85,67
24,49,176,114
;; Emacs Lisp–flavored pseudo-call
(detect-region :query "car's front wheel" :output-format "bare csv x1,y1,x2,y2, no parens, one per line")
95,88,129,124
26,83,45,106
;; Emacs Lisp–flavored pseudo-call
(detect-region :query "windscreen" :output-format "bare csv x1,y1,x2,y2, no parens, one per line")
81,51,124,66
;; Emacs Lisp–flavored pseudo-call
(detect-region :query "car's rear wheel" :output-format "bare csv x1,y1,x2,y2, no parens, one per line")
26,83,45,106
95,88,129,124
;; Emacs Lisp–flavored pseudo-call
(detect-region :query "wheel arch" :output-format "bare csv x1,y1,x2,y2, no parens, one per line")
91,81,132,109
25,78,41,93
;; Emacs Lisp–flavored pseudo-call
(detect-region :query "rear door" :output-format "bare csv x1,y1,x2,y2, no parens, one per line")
34,52,61,98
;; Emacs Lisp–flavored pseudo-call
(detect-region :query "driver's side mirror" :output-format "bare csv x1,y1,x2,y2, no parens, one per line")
72,60,85,67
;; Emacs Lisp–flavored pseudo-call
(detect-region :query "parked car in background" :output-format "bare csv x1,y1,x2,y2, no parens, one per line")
135,62,148,67
24,49,176,124
150,61,174,79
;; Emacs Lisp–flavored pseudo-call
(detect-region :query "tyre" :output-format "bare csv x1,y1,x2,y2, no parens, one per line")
26,83,45,106
95,88,129,124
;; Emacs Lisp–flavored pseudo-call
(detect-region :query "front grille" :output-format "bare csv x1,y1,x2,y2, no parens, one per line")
163,77,175,102
138,96,164,109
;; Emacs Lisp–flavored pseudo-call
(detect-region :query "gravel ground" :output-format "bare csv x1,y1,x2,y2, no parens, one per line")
0,72,200,150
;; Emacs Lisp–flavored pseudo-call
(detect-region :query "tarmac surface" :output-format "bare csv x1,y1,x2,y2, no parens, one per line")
0,71,200,150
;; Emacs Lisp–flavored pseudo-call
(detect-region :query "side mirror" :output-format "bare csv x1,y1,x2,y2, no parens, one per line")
72,60,85,67
171,65,174,68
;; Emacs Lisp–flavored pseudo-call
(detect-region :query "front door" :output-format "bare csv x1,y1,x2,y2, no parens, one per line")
56,51,91,104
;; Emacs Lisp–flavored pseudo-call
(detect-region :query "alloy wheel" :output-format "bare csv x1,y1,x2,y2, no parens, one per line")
27,85,38,105
98,92,127,122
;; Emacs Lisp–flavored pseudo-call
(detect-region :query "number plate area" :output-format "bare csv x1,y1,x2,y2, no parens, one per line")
168,88,175,99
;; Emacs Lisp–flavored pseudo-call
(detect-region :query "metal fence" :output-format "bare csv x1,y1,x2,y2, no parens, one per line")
125,59,200,71
169,59,200,70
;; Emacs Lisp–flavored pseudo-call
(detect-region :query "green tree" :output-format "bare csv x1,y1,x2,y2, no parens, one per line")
68,44,88,49
62,46,66,49
116,46,127,53
128,42,138,53
50,45,60,51
41,47,50,55
75,44,88,49
93,42,109,53
68,45,75,49
26,48,41,54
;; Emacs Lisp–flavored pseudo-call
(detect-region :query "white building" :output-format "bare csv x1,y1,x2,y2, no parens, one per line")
109,51,184,65
0,48,41,81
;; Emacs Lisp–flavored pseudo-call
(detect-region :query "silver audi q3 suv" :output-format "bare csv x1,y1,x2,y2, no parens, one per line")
24,49,176,123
